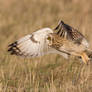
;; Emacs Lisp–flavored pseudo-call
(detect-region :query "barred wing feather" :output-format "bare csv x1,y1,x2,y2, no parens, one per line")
8,28,52,57
54,20,89,48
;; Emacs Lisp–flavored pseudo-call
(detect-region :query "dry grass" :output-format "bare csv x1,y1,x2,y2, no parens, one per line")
0,0,92,92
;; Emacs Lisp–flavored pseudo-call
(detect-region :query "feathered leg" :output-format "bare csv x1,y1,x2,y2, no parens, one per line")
80,52,89,64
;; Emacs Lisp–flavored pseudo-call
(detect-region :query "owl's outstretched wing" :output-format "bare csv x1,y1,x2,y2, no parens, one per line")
54,20,89,48
8,28,53,57
8,28,69,59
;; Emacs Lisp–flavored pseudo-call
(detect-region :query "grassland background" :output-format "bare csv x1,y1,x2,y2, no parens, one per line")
0,0,92,92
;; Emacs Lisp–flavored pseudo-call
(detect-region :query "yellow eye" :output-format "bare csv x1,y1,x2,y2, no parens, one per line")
47,36,51,41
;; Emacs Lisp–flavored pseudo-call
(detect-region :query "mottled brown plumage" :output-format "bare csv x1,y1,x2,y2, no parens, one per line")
48,21,90,64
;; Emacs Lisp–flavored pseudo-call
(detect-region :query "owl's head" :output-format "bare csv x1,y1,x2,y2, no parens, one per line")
42,28,53,34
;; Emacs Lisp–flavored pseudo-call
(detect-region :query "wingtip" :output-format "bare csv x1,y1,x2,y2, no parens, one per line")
60,20,64,24
54,20,65,30
7,41,20,55
8,41,17,47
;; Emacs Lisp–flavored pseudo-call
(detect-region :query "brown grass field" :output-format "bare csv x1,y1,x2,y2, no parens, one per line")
0,0,92,92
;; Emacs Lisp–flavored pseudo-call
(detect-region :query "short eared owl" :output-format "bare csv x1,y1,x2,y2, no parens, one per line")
8,20,91,64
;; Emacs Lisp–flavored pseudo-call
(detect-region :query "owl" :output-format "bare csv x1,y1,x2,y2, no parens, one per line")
8,21,91,64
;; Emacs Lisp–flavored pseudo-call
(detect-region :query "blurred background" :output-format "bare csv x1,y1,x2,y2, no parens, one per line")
0,0,92,92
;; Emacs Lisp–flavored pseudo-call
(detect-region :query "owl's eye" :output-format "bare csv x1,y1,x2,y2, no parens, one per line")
47,36,51,41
